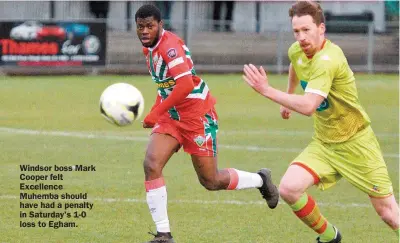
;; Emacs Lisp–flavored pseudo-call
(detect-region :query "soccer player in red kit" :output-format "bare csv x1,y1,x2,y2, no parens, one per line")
135,4,279,243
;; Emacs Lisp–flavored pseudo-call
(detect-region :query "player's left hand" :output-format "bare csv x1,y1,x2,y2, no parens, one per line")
243,64,270,96
142,112,158,128
280,105,291,119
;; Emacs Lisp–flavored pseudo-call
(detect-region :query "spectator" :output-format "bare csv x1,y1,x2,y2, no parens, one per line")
213,1,235,32
155,1,174,31
89,1,109,19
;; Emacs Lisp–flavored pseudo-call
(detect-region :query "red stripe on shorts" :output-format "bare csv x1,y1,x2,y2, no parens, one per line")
292,162,320,185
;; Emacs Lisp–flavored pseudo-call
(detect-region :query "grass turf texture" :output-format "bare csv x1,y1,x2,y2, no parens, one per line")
0,74,398,243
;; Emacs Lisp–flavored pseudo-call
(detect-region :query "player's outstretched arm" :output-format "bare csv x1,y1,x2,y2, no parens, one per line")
243,64,324,117
142,95,162,128
142,75,194,127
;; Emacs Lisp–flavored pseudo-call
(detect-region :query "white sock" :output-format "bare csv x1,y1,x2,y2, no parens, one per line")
227,168,263,190
145,180,170,233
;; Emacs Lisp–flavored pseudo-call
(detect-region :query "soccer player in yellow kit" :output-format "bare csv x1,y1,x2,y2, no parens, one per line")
243,1,399,242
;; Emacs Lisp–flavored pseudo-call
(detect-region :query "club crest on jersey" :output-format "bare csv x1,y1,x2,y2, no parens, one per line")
167,48,177,59
194,135,205,147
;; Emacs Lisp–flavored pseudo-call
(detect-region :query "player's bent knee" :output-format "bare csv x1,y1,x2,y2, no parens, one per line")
279,182,304,204
143,162,160,177
278,184,293,201
143,154,162,176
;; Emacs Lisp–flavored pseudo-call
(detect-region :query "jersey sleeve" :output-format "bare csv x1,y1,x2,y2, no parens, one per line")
150,93,162,112
305,55,338,98
159,43,191,80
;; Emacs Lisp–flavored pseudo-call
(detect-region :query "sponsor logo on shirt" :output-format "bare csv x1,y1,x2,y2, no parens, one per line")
297,58,303,65
321,55,330,61
157,79,176,88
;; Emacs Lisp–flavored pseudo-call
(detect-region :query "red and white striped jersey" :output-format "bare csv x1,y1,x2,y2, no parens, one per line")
142,30,215,120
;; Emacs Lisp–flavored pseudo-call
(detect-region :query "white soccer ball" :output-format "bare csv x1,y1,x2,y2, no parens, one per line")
99,83,144,126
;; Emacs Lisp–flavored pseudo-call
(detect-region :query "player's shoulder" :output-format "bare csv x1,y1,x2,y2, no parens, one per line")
158,31,185,60
159,31,184,51
288,41,302,60
288,41,301,53
319,40,346,60
312,40,348,73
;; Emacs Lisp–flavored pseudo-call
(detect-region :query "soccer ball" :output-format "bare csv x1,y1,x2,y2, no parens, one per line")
99,83,144,126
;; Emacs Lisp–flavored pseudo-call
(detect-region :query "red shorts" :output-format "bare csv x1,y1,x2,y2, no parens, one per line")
151,107,219,157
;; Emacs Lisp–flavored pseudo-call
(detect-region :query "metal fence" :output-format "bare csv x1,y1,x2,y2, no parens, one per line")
105,20,399,74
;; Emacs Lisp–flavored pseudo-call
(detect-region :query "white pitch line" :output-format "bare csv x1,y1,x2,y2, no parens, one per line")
218,130,399,138
6,128,397,138
0,127,148,142
0,195,371,208
0,127,398,158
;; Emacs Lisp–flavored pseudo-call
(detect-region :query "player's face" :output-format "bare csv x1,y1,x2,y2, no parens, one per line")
292,15,325,56
136,16,163,48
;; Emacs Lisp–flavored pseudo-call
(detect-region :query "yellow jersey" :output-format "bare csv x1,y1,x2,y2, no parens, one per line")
288,39,370,143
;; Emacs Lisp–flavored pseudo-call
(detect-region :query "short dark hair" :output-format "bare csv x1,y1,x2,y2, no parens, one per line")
135,4,162,22
289,1,325,25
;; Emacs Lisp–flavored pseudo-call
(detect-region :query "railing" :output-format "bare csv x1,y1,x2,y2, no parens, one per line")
0,18,398,75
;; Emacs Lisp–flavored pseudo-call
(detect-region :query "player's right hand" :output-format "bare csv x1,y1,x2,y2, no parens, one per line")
280,106,291,119
142,121,154,129
142,111,158,128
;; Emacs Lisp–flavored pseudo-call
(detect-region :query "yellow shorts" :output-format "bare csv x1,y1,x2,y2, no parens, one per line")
292,126,393,198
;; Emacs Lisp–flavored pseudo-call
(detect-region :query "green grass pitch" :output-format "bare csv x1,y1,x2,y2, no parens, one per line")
0,74,398,243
